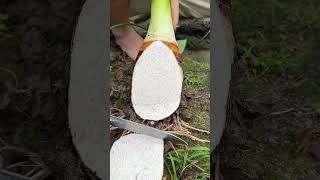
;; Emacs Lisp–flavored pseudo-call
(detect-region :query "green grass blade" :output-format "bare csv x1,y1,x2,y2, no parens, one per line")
182,152,188,168
168,153,178,180
189,146,210,152
189,152,210,161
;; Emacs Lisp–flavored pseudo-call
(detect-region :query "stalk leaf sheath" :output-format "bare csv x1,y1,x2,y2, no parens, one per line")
145,0,177,43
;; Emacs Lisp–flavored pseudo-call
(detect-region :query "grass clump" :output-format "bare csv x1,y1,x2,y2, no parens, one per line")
182,57,209,92
232,0,320,86
165,146,210,180
0,14,8,33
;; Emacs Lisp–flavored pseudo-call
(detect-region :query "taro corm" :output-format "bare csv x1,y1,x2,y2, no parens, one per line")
131,0,183,121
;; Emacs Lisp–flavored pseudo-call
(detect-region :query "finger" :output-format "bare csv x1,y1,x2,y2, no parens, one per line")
111,0,130,25
171,0,179,30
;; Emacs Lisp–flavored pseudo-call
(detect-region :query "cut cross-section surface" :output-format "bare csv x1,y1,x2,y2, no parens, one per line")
110,134,164,180
131,41,183,121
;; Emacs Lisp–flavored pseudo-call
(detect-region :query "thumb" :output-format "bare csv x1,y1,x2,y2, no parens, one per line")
171,0,179,30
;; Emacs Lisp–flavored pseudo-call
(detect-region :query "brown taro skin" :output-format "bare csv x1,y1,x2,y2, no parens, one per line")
136,41,182,65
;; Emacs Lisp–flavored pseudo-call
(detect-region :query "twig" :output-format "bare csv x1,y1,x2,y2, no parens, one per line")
173,115,183,130
168,141,178,157
31,168,49,179
121,129,129,137
169,131,209,144
163,124,174,131
200,30,210,40
176,115,210,134
15,105,32,119
180,121,210,134
0,67,18,87
164,157,173,180
110,107,125,117
192,163,205,172
25,166,40,177
254,108,295,121
5,161,33,170
269,108,295,116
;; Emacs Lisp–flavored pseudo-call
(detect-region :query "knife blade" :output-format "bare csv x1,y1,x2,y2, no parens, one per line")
110,115,188,145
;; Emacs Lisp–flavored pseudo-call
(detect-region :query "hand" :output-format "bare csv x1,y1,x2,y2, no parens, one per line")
111,0,180,60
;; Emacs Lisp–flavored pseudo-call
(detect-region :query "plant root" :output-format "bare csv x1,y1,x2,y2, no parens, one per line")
110,110,210,144
0,139,49,179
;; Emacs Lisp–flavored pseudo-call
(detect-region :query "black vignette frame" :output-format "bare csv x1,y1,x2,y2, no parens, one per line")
210,0,238,176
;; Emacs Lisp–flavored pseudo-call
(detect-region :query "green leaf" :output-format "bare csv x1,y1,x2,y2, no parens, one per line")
110,23,147,31
177,39,187,54
138,31,147,38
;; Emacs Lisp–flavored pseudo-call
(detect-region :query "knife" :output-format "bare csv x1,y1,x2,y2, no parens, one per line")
110,115,188,145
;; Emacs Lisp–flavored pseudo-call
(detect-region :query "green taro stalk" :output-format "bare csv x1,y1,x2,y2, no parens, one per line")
145,0,177,44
